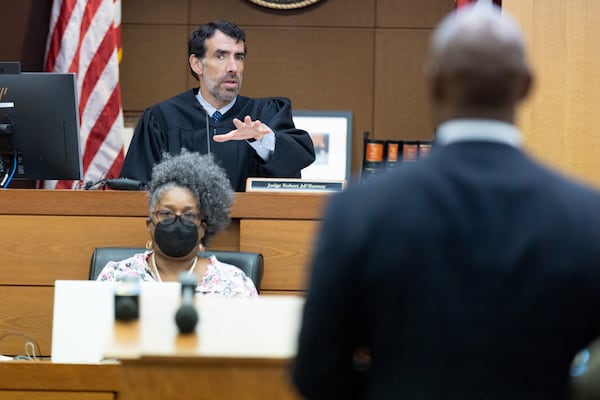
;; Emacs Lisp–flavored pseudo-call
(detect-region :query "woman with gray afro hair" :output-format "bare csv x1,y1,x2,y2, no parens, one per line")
148,150,234,247
96,150,257,298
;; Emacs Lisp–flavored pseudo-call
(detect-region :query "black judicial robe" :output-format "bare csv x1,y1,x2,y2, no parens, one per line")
120,89,316,191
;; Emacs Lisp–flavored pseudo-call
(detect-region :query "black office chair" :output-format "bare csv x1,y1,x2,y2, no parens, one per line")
89,247,264,293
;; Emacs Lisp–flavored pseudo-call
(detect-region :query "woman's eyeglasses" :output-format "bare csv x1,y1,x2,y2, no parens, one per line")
152,210,202,227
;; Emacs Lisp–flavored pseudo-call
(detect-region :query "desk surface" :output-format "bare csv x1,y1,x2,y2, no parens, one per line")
104,288,305,360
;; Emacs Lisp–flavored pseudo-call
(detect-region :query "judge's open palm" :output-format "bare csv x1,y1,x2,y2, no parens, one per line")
213,115,270,142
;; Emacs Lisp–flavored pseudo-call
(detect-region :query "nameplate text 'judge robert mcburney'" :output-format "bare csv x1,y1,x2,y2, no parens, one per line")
246,178,345,193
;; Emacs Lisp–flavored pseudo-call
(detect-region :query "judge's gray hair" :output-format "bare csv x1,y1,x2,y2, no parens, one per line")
147,150,235,246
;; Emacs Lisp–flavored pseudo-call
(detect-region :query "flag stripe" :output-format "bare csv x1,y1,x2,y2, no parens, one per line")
44,0,124,189
79,22,116,117
83,85,121,171
45,0,76,71
67,0,103,75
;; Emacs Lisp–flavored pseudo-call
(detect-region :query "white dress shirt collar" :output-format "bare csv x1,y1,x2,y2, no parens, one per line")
435,119,523,148
195,91,236,116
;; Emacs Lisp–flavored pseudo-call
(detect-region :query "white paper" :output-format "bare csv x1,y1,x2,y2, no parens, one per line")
51,280,115,363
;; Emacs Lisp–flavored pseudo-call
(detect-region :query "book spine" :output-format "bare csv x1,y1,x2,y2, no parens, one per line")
361,138,386,182
418,141,433,159
402,141,419,163
385,140,401,170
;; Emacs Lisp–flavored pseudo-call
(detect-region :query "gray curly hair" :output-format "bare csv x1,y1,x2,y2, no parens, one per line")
147,150,235,246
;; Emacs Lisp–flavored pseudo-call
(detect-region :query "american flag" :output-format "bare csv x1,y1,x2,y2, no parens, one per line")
43,0,124,189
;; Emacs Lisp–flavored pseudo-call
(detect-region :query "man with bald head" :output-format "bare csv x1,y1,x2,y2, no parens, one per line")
292,3,600,400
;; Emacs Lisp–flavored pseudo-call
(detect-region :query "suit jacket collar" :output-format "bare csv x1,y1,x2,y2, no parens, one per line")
436,119,523,148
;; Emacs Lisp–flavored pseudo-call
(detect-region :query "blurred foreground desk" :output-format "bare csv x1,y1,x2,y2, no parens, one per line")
105,292,305,400
0,357,297,400
0,361,120,399
116,355,300,400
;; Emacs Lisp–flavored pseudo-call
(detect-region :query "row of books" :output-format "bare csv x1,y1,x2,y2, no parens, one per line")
361,139,434,182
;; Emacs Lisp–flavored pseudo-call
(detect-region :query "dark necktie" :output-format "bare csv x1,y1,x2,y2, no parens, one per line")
212,111,222,123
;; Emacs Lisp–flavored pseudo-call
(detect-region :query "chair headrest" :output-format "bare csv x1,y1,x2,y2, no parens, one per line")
89,247,264,292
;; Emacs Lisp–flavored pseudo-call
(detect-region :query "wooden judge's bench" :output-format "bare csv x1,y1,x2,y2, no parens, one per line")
0,189,329,399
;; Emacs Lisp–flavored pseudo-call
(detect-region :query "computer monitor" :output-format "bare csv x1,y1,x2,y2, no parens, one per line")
0,72,82,184
0,61,21,74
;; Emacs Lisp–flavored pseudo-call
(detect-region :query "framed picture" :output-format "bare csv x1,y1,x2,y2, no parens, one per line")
293,110,353,182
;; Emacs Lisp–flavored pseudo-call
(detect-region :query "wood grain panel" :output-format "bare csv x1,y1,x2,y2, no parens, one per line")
0,215,238,285
120,357,301,400
0,190,327,219
504,0,600,188
374,29,436,141
120,25,191,111
0,287,53,356
376,0,453,28
0,190,148,216
121,0,188,24
212,219,240,252
189,0,375,27
0,361,120,391
239,27,375,177
0,391,113,400
240,220,319,291
0,216,149,285
0,1,51,71
232,192,329,220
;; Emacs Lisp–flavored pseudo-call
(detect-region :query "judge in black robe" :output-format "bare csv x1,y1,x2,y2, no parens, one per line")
120,20,315,192
120,89,315,191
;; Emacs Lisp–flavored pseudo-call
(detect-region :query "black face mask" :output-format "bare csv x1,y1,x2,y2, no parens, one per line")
153,218,199,258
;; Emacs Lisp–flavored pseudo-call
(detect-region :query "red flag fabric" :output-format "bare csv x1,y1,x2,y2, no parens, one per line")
456,0,501,8
456,0,476,7
44,0,124,189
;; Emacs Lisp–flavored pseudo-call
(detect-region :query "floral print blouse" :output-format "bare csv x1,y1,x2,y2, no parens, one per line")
96,250,258,298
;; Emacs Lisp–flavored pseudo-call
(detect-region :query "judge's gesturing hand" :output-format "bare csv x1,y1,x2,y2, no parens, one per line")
212,115,271,142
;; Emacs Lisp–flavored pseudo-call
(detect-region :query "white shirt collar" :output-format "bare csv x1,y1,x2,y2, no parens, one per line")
195,90,236,117
435,119,523,148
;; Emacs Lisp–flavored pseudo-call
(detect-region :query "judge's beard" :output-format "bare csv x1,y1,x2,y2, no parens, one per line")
205,75,242,104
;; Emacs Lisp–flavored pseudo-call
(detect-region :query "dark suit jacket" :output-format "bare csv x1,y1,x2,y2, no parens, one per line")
292,141,600,400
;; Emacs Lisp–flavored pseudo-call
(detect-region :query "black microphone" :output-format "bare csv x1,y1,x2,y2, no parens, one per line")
114,275,140,322
0,123,13,134
175,272,199,334
106,177,145,191
194,103,210,154
84,178,107,190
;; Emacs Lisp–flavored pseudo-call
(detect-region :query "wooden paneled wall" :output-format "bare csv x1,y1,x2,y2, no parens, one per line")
119,0,453,179
5,2,600,187
504,0,600,188
1,1,452,179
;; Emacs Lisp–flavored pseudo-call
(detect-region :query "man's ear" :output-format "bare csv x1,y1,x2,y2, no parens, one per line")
517,70,533,101
429,73,445,104
189,54,203,77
